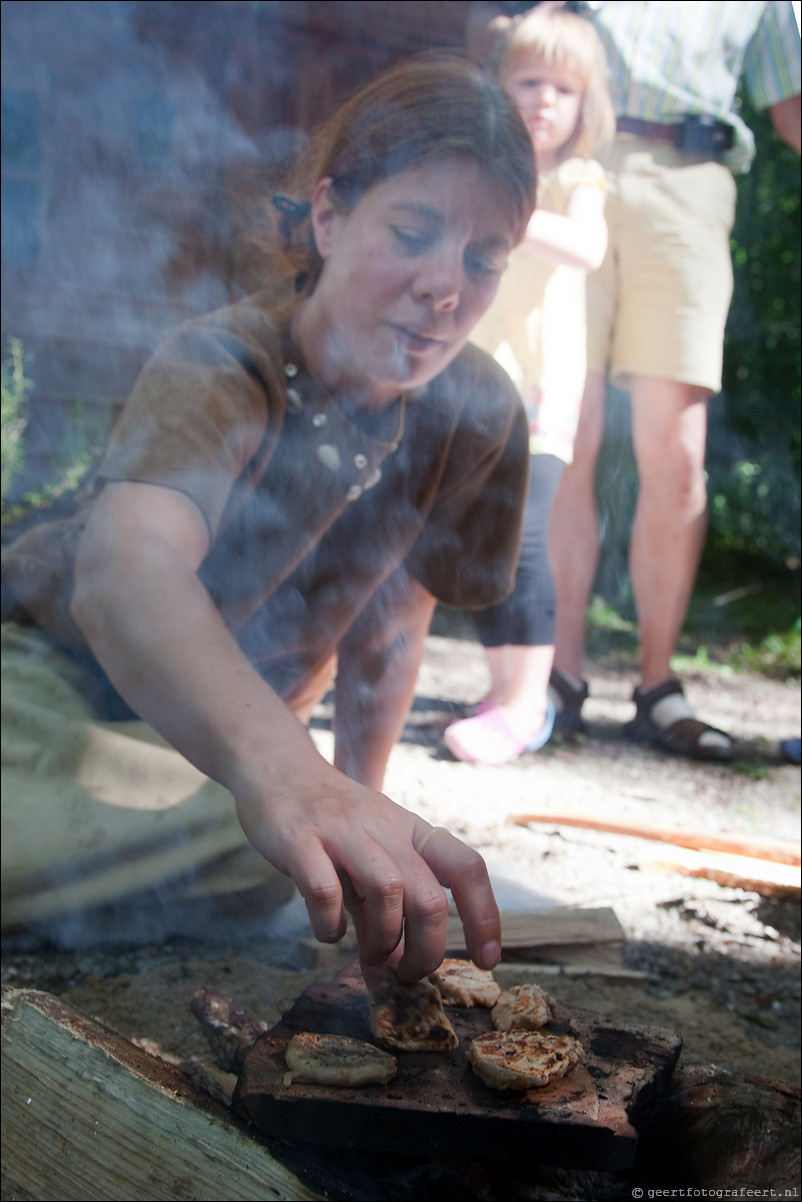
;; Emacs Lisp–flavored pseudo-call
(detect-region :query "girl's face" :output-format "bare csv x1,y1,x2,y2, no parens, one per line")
503,54,584,170
302,157,519,407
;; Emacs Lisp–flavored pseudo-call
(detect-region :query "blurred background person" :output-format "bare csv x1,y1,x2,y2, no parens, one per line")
544,1,801,760
446,6,614,765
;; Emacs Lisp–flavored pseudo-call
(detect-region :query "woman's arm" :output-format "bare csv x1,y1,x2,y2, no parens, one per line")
71,481,501,981
333,569,436,792
518,183,608,271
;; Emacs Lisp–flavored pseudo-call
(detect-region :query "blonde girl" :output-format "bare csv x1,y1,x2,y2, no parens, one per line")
445,7,615,766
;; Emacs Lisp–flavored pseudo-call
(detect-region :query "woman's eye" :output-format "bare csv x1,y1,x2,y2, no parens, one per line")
393,228,431,252
466,252,505,280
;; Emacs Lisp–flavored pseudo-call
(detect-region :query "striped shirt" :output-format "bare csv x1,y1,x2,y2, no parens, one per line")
588,1,801,170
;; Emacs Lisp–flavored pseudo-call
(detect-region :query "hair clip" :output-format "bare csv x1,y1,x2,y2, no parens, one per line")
270,194,311,219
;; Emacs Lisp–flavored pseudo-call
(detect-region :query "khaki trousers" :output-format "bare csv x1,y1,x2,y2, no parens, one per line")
1,622,295,937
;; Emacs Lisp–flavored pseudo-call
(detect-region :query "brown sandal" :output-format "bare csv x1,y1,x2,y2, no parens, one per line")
623,678,733,762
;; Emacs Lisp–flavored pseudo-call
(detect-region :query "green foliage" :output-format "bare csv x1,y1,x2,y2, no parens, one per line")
730,761,774,780
708,90,801,572
1,339,111,525
586,594,635,633
1,337,32,503
731,618,801,679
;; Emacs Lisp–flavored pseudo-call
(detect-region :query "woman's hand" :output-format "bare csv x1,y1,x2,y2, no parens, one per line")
235,771,501,984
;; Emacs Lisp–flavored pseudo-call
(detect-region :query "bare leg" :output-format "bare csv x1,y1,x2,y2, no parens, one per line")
483,645,514,707
551,371,606,680
287,654,338,727
626,378,730,755
628,376,709,688
484,643,554,738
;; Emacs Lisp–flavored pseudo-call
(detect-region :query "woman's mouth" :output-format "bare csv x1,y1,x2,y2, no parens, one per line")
391,326,447,355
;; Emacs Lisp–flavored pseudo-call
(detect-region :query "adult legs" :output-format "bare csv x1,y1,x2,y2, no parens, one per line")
551,371,729,754
626,375,730,756
628,375,709,689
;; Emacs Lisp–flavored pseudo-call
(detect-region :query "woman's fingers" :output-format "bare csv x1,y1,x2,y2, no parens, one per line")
240,789,498,982
340,821,499,983
275,839,349,944
410,823,502,972
340,834,451,982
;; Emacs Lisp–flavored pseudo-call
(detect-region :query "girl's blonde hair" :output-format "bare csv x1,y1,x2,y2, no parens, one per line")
499,8,615,163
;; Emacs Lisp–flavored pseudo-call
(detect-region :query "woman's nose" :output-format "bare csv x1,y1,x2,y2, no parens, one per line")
413,252,462,309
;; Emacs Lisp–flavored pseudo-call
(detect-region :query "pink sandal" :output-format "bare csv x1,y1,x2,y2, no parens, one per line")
444,702,555,766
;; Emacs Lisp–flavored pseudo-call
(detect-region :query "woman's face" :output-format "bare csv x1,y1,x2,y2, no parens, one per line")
503,53,584,171
303,157,519,407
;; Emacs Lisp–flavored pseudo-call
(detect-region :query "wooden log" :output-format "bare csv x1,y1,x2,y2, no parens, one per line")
191,986,270,1075
634,1065,801,1190
507,810,801,866
1,987,324,1202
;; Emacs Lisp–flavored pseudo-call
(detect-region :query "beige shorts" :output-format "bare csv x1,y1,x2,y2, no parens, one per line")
588,137,738,394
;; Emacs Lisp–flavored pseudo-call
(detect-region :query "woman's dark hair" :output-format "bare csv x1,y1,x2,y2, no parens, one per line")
274,53,536,292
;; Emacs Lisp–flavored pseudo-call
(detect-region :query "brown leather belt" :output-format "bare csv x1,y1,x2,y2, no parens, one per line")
616,116,684,143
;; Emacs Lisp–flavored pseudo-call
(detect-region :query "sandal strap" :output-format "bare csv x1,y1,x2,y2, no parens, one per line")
631,676,685,713
549,668,589,709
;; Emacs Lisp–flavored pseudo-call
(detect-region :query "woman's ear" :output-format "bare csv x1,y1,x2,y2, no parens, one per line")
310,177,337,259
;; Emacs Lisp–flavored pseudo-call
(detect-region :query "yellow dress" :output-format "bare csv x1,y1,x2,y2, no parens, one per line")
469,156,606,464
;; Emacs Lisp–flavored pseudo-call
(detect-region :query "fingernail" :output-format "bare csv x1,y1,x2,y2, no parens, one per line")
480,940,501,968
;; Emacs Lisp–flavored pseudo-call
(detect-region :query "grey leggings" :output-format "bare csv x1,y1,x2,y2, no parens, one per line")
475,453,564,648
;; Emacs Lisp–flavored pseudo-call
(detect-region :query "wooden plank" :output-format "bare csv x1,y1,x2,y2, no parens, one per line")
299,908,628,969
644,847,801,899
493,961,648,984
507,811,801,866
446,905,626,954
1,987,324,1202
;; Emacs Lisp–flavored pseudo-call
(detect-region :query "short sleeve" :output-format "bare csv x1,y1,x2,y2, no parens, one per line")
404,345,530,610
556,157,607,194
742,1,801,110
96,300,284,539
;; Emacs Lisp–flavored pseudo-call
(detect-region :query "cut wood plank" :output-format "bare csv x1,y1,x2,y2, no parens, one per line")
1,987,324,1202
508,811,801,866
446,905,626,956
493,961,648,984
645,846,801,899
299,909,629,974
